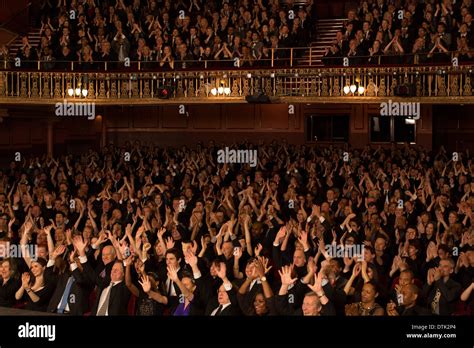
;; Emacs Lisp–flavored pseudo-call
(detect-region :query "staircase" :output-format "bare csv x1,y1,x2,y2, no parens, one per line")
299,18,345,67
8,28,41,57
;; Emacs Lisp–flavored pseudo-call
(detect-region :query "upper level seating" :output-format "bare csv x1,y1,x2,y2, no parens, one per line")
322,0,474,65
1,0,317,71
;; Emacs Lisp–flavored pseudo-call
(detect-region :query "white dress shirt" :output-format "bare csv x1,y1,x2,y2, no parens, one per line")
97,280,123,316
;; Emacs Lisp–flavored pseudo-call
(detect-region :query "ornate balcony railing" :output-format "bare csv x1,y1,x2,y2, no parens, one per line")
0,65,473,104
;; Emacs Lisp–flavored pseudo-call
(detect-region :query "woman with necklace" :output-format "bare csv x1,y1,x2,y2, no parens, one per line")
345,282,385,316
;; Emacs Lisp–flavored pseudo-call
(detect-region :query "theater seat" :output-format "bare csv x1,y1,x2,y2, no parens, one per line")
83,288,97,316
13,301,26,309
128,295,136,316
453,300,471,316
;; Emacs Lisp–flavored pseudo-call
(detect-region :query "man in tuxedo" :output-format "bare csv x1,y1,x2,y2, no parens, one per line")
423,259,462,315
92,261,130,316
55,46,75,71
205,263,240,315
278,25,294,63
380,180,392,206
354,29,369,56
322,45,342,66
225,26,235,47
334,31,349,57
92,243,117,289
346,39,364,65
326,189,339,213
234,258,263,307
275,265,336,316
298,8,312,41
279,25,294,48
47,236,94,315
404,201,419,227
159,248,184,311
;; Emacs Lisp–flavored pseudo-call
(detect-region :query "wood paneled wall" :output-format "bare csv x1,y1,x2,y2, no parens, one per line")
433,105,474,152
0,102,453,164
104,104,304,147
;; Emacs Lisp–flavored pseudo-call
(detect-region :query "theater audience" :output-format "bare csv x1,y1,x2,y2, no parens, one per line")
0,141,472,316
324,0,474,65
6,0,314,70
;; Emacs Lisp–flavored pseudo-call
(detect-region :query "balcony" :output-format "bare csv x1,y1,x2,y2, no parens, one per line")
0,55,473,105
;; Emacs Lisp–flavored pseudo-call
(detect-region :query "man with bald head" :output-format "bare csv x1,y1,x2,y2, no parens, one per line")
93,243,117,289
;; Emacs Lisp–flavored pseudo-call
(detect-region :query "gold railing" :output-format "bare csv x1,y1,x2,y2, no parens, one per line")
0,65,473,104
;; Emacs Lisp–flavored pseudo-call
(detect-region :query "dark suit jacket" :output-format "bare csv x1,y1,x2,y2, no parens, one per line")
94,260,114,290
423,278,462,315
0,277,21,307
204,286,240,316
397,304,431,316
47,260,95,315
91,281,131,316
156,261,186,313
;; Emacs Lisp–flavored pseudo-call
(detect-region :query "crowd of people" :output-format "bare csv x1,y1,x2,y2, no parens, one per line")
0,141,473,316
3,0,315,71
323,0,474,65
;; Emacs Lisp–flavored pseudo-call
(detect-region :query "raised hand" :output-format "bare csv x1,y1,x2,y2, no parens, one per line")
51,244,67,259
352,263,362,277
139,275,151,293
72,235,88,255
184,249,198,266
123,254,134,268
298,230,308,247
190,240,198,255
157,227,166,240
167,264,180,282
274,226,287,243
125,223,133,236
278,265,297,286
343,256,354,268
23,220,33,234
165,237,175,250
43,225,53,236
255,256,272,277
96,231,108,245
391,255,401,271
21,272,31,288
312,204,321,217
307,269,324,294
216,262,227,279
386,301,399,316
306,256,317,274
254,243,263,257
142,242,151,254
